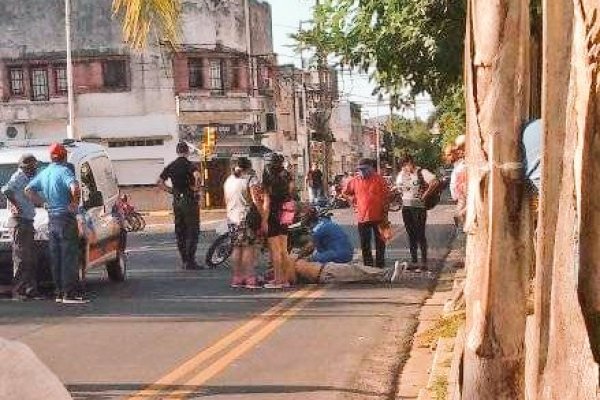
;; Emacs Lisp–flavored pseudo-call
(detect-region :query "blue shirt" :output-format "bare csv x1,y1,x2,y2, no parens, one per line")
311,218,354,264
26,162,77,216
1,169,36,221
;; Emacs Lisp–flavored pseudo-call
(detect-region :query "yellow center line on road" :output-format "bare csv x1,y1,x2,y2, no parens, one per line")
165,286,328,400
127,286,320,400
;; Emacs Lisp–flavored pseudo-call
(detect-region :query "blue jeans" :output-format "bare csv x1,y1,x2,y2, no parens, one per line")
48,214,80,295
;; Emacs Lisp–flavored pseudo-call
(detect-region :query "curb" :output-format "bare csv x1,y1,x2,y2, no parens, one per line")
396,237,466,400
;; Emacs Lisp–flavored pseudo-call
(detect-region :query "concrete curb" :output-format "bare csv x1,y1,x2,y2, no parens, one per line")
396,238,466,400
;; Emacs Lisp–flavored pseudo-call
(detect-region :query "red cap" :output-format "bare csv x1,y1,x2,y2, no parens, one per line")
49,143,67,160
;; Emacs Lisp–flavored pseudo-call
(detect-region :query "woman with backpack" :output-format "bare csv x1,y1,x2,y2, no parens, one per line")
396,155,440,270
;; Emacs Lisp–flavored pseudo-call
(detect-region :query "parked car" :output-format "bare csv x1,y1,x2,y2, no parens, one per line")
0,139,127,288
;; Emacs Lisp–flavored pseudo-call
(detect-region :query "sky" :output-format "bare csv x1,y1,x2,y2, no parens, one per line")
266,0,435,120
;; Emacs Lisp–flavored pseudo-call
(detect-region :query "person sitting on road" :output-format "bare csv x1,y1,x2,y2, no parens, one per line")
303,207,353,264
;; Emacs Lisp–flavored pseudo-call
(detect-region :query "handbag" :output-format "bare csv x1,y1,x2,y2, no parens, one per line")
378,220,393,243
279,200,296,226
245,177,261,231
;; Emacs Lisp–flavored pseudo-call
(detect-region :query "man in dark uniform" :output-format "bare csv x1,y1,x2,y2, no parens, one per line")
158,142,202,270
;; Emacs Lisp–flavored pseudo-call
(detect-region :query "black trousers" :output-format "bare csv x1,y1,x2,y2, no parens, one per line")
402,207,428,263
357,221,386,268
173,195,199,267
11,219,37,296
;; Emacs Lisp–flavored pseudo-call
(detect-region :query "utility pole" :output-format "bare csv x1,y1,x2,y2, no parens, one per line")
376,99,381,171
65,0,75,139
314,0,333,189
298,20,311,179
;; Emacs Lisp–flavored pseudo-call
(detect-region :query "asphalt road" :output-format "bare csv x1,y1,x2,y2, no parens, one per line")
0,207,455,400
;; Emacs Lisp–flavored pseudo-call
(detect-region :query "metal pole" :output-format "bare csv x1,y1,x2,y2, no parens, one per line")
376,100,381,171
65,0,75,139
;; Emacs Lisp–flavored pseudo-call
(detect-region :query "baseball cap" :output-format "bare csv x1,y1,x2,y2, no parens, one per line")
49,143,67,160
18,153,37,168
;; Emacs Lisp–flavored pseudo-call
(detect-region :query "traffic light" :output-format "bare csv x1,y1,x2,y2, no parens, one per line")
202,126,218,155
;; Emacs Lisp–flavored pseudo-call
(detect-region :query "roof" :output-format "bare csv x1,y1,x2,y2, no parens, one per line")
0,140,106,165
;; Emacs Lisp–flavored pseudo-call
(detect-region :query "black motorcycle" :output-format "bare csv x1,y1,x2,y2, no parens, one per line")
205,206,332,269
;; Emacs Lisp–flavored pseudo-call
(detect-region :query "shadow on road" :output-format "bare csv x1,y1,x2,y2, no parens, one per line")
67,383,386,399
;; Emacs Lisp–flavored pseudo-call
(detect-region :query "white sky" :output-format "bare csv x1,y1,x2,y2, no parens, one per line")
267,0,435,120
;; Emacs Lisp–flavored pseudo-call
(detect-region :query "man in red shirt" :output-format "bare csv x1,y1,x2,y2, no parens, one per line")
344,159,390,268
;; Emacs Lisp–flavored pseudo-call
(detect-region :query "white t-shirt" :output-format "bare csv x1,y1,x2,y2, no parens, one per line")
224,173,259,225
450,159,466,201
395,168,436,208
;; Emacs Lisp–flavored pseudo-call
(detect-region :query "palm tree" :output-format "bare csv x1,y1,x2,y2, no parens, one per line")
112,0,180,48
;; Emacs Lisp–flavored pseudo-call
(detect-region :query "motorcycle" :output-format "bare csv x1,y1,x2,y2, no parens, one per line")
205,205,333,269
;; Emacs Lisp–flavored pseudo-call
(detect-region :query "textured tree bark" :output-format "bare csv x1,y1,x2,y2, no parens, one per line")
525,1,573,399
461,0,533,399
537,1,600,398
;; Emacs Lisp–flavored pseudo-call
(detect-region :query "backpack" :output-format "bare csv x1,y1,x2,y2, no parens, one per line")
417,168,447,210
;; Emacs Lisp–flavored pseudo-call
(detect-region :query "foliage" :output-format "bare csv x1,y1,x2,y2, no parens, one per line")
294,0,467,106
112,0,180,48
386,116,443,171
435,84,466,148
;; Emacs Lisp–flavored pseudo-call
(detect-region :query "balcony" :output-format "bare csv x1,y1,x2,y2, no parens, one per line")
0,99,68,123
177,92,273,115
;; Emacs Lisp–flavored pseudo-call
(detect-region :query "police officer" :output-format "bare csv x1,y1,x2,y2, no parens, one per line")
158,142,202,270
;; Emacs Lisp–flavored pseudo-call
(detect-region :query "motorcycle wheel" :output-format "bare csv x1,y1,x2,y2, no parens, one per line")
205,233,233,268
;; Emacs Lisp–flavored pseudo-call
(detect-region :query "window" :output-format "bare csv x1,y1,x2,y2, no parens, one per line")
266,113,277,132
107,139,164,148
89,156,118,201
298,91,305,122
209,60,224,93
188,58,203,88
102,59,128,89
9,68,24,96
54,65,68,94
231,58,240,89
30,67,49,101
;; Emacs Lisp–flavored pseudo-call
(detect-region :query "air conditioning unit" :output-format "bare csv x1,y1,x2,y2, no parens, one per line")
4,124,26,140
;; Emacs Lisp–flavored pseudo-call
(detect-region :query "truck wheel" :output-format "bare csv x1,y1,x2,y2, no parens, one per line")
106,251,127,282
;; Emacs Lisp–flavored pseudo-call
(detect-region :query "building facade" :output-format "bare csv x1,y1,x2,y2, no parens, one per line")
0,0,275,205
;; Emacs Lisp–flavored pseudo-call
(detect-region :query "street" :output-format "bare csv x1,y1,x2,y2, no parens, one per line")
0,207,455,400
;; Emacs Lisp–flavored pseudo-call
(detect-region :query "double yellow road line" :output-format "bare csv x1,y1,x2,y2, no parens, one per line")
128,285,327,400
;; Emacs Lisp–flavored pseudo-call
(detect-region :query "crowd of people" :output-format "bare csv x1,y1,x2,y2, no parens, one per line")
2,144,87,303
2,137,469,299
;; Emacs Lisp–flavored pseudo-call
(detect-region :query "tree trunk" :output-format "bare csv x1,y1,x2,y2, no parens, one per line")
462,0,533,398
536,1,600,398
526,0,573,398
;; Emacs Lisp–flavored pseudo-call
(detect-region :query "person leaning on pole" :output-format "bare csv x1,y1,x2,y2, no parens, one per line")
1,154,42,301
157,141,203,270
25,143,86,304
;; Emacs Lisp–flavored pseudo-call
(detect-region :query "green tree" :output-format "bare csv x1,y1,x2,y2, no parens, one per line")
387,116,442,171
295,0,466,105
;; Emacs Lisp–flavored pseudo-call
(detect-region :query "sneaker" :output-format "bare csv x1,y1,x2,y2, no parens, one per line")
55,293,64,303
263,282,284,289
230,277,245,289
62,295,90,304
390,261,404,283
244,278,261,289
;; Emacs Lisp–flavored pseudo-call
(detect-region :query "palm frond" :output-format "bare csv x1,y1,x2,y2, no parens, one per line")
112,0,180,48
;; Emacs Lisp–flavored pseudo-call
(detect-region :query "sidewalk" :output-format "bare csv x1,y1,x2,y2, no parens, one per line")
142,209,227,227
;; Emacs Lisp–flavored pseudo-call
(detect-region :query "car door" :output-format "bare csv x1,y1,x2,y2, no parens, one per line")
80,155,120,268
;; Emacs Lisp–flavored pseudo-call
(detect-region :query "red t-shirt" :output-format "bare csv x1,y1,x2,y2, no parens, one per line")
344,173,390,223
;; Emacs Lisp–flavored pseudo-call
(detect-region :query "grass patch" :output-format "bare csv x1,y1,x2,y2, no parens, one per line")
417,311,465,347
430,375,448,400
